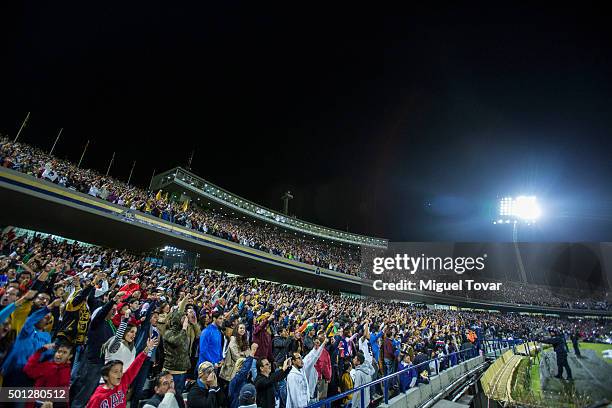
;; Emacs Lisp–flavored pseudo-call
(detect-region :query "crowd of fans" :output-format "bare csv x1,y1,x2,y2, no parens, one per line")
0,137,361,275
452,278,610,310
366,268,611,310
1,230,611,408
1,135,610,312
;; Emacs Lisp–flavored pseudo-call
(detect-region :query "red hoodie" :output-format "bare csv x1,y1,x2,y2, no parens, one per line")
119,282,147,299
111,303,142,328
87,352,147,408
315,347,332,381
23,348,71,408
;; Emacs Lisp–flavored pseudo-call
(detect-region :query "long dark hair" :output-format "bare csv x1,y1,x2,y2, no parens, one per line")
233,323,248,351
123,324,137,346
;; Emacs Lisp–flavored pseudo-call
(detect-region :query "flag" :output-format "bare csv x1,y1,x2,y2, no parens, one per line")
182,200,189,212
164,192,169,202
155,190,162,200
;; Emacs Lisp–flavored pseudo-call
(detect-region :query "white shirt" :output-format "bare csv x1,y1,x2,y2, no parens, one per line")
287,366,310,408
105,341,136,373
142,393,179,408
286,345,325,408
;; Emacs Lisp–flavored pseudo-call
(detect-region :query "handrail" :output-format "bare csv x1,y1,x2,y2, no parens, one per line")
307,339,514,408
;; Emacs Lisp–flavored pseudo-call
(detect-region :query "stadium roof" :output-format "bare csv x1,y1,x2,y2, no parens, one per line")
151,167,389,248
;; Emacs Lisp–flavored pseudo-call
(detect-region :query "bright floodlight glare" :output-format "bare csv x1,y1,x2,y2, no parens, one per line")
498,196,541,221
514,196,541,220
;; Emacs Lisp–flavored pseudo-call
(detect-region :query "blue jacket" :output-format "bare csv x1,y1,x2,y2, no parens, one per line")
370,330,383,362
198,323,223,367
228,356,253,408
135,300,158,353
85,300,116,364
392,339,401,357
1,307,53,374
398,362,417,391
0,302,17,325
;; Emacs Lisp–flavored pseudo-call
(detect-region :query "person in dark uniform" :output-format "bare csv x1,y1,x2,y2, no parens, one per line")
570,329,582,358
541,328,572,380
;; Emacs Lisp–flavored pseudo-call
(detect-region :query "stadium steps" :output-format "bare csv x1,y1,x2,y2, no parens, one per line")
481,350,526,402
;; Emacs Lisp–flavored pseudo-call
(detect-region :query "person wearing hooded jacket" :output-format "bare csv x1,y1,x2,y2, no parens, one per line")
164,300,192,408
314,334,332,400
1,303,58,388
286,337,326,408
272,325,293,368
351,342,375,408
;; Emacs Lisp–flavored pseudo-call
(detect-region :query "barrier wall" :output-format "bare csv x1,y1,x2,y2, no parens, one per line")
378,356,485,408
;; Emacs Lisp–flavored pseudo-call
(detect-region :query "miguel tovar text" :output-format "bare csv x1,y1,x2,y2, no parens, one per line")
373,279,502,292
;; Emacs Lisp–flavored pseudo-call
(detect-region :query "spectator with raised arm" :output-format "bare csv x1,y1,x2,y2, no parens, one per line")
286,337,326,408
23,341,74,408
87,336,158,408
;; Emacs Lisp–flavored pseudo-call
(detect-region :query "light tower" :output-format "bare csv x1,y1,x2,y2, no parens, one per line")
281,191,293,215
494,196,542,283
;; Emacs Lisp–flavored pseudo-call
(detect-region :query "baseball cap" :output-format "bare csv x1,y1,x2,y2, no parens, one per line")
239,383,256,404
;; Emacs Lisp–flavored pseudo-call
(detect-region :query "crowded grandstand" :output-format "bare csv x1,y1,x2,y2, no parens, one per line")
1,229,611,408
1,137,610,312
2,136,612,408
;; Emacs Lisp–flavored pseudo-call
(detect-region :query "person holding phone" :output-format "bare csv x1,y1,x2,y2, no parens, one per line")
254,356,292,408
187,361,227,408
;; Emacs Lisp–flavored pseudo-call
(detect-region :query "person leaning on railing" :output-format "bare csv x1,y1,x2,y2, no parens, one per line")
398,353,417,392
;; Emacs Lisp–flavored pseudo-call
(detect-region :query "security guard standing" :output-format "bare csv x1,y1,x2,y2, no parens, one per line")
570,329,582,358
541,327,573,380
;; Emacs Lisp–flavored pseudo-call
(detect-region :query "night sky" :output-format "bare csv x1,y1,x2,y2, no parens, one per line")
3,4,612,242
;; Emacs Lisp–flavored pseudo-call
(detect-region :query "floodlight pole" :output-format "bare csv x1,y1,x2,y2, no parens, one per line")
77,140,90,168
127,160,136,185
148,168,156,191
106,152,115,176
49,128,63,156
513,223,528,283
13,112,30,143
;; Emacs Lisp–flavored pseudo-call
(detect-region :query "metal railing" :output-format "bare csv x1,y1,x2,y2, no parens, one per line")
308,339,513,408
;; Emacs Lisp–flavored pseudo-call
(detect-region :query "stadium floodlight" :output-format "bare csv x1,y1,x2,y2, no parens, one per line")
497,196,541,223
494,195,541,284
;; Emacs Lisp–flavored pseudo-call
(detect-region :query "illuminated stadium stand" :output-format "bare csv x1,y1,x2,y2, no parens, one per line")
150,167,388,248
1,166,610,316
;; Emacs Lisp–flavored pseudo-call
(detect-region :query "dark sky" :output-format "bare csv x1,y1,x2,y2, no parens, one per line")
3,3,612,242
